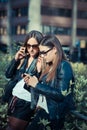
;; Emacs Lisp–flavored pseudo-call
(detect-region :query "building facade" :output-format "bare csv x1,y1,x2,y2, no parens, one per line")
0,0,87,62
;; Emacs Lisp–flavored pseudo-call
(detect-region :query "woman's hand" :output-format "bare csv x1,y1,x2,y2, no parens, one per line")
15,47,26,60
28,76,39,88
22,73,38,88
36,56,44,73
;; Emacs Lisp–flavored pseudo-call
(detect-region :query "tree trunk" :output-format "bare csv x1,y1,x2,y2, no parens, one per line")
27,0,42,32
7,0,13,58
70,0,77,54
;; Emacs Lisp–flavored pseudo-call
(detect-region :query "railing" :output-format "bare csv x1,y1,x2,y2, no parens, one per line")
70,110,87,121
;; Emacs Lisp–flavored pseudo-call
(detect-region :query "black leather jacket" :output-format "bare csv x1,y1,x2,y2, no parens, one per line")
34,60,75,120
3,56,39,107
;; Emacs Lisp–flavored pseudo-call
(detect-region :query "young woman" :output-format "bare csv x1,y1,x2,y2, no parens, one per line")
24,35,76,130
4,30,43,130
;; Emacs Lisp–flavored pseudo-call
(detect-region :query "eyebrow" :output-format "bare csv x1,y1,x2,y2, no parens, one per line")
27,43,38,45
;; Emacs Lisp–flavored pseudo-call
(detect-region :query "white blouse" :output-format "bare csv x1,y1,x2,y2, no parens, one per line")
12,79,31,102
37,94,49,113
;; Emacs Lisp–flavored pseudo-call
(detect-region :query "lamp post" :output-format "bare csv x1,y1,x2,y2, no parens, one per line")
70,0,77,59
7,0,13,57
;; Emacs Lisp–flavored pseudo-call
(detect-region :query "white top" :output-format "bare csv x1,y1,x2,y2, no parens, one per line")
12,78,49,113
37,94,49,113
12,79,31,102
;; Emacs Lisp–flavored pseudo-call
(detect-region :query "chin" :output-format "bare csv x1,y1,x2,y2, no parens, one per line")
30,52,35,55
30,54,35,57
46,60,50,63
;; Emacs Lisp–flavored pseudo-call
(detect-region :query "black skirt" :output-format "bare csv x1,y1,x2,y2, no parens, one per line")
7,96,35,121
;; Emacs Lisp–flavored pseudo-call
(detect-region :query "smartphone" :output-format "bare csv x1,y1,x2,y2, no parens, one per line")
23,44,27,53
23,45,30,58
23,73,27,77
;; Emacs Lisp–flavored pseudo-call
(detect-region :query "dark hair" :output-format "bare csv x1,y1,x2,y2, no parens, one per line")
40,35,66,63
24,30,43,47
40,35,67,82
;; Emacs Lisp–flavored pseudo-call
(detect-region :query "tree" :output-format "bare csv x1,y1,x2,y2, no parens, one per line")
27,0,42,32
7,0,13,57
70,0,77,55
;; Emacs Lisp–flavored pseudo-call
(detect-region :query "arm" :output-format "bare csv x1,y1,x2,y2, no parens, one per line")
5,58,20,78
5,46,26,79
35,82,64,101
35,61,74,102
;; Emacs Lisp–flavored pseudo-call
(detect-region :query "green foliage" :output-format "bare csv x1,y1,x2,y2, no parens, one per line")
72,63,87,113
38,118,51,130
0,52,10,128
63,63,87,130
0,88,7,128
0,52,11,87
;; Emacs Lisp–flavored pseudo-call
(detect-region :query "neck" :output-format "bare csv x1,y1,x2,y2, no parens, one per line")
29,56,34,59
27,56,34,68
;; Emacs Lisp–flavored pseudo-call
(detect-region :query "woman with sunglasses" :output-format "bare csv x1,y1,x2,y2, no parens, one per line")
3,30,43,130
24,35,75,130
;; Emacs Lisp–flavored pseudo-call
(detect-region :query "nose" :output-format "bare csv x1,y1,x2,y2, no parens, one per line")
40,54,44,58
29,46,33,50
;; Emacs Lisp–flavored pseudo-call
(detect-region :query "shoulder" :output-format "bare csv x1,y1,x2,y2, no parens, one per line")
57,60,73,77
61,60,72,69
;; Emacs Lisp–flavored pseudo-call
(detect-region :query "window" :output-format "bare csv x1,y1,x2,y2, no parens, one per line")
54,27,71,35
12,7,28,17
79,0,87,2
12,25,27,35
42,25,51,34
0,27,7,35
77,28,87,36
41,6,72,17
42,25,71,35
78,10,87,19
0,0,8,2
0,10,7,18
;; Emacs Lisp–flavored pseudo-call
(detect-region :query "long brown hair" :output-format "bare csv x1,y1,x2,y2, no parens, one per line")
39,35,67,82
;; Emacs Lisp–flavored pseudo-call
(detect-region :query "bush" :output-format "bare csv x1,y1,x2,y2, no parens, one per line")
0,87,7,129
63,63,87,130
72,63,87,113
0,52,10,129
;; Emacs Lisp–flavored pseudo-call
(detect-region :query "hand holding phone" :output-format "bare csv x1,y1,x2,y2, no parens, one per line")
22,73,30,79
15,46,26,60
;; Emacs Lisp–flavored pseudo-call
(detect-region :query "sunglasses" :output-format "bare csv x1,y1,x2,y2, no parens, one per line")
39,48,52,55
27,44,38,49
